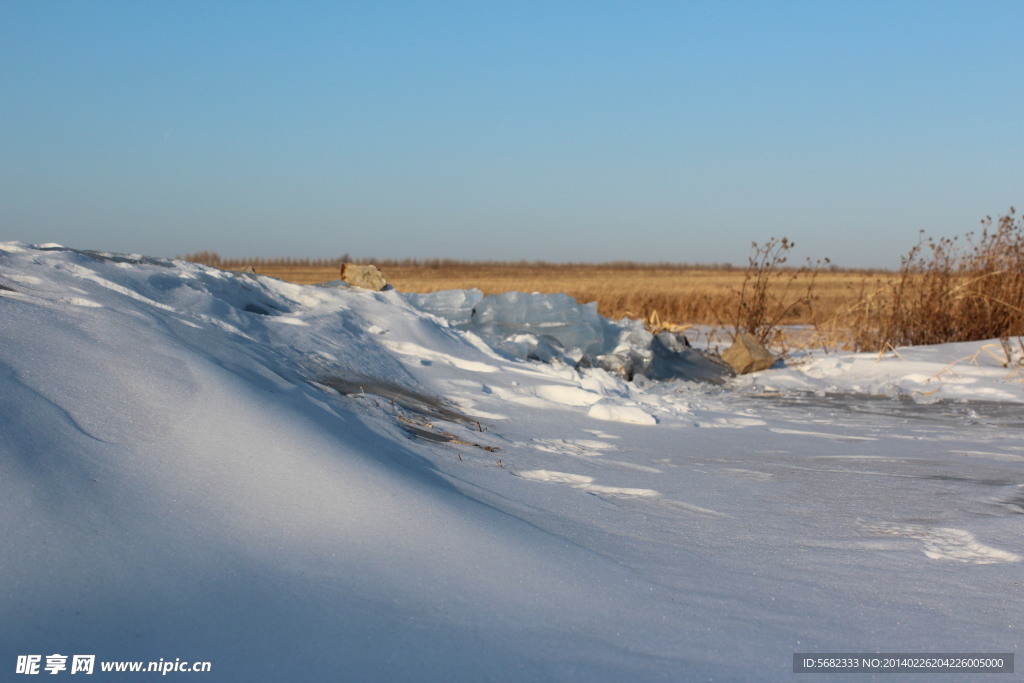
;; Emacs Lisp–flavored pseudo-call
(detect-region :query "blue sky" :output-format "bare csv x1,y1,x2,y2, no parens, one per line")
2,1,1021,267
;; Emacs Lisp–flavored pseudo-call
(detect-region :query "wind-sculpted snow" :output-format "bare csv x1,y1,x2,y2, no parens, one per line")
2,242,1022,680
406,288,733,383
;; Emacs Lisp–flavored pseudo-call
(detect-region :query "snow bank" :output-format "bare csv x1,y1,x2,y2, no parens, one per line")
3,242,1021,680
0,244,670,680
406,288,732,383
732,342,1024,405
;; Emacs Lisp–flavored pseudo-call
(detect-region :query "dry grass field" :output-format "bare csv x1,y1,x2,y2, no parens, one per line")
184,251,889,336
185,209,1023,354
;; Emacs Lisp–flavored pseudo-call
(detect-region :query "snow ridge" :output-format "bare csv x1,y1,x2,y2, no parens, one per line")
2,243,1022,680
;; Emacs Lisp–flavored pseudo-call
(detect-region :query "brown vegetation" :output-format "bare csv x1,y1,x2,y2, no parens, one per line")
835,208,1024,350
181,251,878,334
180,209,1022,352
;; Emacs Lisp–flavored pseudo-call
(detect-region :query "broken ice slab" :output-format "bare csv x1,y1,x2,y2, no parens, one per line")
405,289,733,384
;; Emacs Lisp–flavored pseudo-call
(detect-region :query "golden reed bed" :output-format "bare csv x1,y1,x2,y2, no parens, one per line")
185,211,1024,351
185,253,889,332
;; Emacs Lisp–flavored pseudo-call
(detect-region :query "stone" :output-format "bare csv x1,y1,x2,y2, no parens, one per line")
647,332,735,383
721,332,776,375
340,263,388,291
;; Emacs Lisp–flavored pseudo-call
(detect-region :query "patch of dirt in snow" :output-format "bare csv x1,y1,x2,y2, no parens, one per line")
319,374,474,425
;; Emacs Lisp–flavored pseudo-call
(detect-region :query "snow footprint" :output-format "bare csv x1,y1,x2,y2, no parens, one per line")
864,523,1022,564
515,469,659,499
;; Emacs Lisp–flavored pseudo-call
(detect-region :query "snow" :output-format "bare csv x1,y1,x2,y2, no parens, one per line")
2,243,1021,681
586,401,658,425
407,288,732,383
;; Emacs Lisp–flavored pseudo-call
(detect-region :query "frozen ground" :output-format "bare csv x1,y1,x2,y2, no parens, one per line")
1,243,1021,681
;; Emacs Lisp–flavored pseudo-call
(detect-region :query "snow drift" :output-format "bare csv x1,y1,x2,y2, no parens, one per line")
2,243,1021,681
405,288,732,382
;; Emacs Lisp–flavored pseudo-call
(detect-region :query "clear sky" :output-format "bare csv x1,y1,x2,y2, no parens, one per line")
2,1,1021,267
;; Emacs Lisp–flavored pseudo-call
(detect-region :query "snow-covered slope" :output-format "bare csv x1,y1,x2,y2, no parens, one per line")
2,244,1021,681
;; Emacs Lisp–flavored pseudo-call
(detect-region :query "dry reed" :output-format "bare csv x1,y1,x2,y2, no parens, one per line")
837,209,1024,350
180,252,870,331
180,209,1022,351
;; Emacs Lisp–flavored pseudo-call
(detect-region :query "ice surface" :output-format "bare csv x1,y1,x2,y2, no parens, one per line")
404,287,484,327
2,243,1022,681
406,288,732,383
407,288,604,358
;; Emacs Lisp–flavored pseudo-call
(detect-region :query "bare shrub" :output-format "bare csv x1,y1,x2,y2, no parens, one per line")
724,237,824,346
847,208,1024,350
